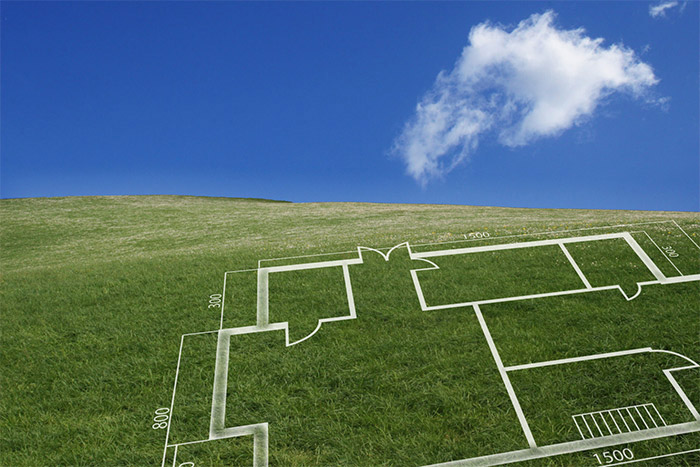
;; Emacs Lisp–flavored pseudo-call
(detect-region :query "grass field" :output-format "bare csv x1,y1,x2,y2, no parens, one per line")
1,195,699,466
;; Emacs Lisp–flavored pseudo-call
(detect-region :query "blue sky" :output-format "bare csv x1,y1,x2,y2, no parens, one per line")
1,1,698,211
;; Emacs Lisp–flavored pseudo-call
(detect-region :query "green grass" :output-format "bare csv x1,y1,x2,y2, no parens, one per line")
417,244,584,306
565,238,657,296
269,266,349,344
509,352,696,446
484,282,700,367
1,195,699,466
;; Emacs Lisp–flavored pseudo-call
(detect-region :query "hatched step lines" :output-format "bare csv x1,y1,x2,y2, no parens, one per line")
572,403,667,440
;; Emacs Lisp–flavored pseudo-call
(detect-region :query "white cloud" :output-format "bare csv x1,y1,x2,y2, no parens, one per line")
649,1,679,18
393,11,659,185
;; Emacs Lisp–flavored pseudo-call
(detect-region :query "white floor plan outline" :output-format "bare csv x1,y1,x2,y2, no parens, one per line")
161,220,700,466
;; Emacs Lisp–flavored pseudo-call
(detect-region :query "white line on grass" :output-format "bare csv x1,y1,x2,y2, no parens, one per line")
643,405,658,427
626,408,640,430
580,403,658,418
220,272,227,329
250,220,675,267
167,438,213,447
257,269,268,327
410,269,430,310
411,220,675,250
504,348,652,372
161,335,185,467
621,233,666,282
209,325,284,437
608,411,621,433
652,273,700,285
571,402,666,439
672,220,700,250
599,413,613,435
209,328,274,467
473,304,537,448
637,405,651,429
426,421,700,466
650,350,700,367
263,258,363,273
651,404,667,426
209,330,230,439
223,267,261,274
281,264,358,346
409,232,660,308
201,222,700,466
573,417,586,439
667,364,700,372
181,330,220,336
581,415,594,438
616,409,631,432
422,285,621,311
412,232,700,311
412,233,632,259
641,231,683,276
259,250,360,268
590,414,604,437
604,448,700,466
343,264,356,317
559,243,592,289
663,369,700,420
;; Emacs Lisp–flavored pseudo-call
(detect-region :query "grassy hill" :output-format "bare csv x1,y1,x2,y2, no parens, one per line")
1,196,698,466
